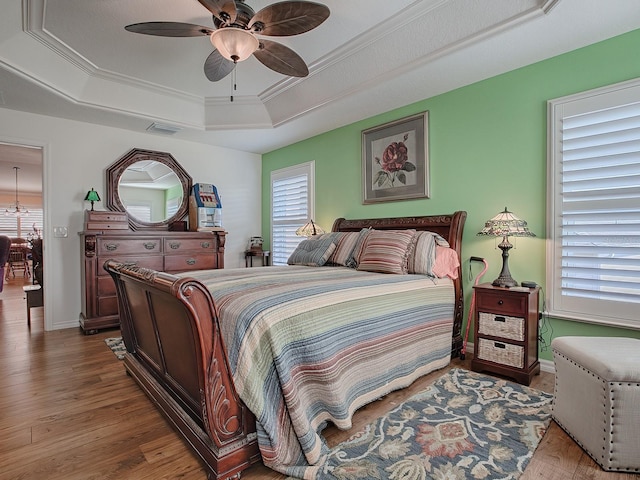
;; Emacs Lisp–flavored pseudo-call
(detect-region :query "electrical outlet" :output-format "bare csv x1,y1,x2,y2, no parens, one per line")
53,226,68,238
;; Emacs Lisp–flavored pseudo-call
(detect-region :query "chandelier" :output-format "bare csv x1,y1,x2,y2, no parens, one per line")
5,166,29,217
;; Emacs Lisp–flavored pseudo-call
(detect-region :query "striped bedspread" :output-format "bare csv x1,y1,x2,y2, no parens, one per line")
184,266,455,479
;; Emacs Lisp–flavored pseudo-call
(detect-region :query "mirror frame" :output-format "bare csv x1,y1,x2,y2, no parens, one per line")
106,148,192,231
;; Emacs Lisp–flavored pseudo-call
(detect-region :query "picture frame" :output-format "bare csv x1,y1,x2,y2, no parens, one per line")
361,111,429,204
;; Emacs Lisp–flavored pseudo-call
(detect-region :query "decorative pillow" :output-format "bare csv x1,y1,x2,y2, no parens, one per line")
407,231,450,276
287,236,336,266
345,228,372,268
432,245,460,279
326,231,364,266
356,229,416,274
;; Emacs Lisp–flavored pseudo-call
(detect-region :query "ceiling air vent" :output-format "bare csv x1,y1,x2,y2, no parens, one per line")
146,123,181,135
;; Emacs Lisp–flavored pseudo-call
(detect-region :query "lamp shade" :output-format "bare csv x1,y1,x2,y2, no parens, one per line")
295,219,325,237
477,207,535,238
477,207,535,287
210,28,259,63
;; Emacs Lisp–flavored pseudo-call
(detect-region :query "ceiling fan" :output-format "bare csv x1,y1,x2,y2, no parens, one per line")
125,0,330,84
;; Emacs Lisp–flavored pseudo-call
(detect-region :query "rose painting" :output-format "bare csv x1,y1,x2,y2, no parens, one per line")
362,112,429,203
371,132,417,191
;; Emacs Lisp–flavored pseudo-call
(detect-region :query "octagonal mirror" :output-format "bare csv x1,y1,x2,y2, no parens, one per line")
106,148,192,230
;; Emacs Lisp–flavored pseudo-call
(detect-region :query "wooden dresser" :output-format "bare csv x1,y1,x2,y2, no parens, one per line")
79,218,226,334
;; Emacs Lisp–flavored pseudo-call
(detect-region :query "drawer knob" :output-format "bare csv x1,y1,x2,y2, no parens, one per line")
169,242,181,249
143,242,157,250
186,258,196,265
104,243,118,251
201,241,211,248
497,300,503,305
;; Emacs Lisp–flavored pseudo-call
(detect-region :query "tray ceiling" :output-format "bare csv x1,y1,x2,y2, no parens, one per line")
0,0,639,154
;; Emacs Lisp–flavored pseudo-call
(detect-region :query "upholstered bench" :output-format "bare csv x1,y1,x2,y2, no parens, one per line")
551,336,640,472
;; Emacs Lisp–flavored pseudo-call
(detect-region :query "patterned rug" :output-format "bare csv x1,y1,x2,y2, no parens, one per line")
104,337,126,360
314,368,553,480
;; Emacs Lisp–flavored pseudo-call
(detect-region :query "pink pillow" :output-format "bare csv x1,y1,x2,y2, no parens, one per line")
432,246,460,279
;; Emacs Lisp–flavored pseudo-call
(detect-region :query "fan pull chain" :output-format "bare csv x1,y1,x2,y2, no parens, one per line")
230,65,237,102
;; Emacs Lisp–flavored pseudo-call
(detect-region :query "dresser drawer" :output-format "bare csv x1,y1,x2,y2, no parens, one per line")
97,295,119,317
97,255,164,276
164,237,215,253
476,290,526,314
477,338,524,369
86,211,128,223
85,222,130,231
165,254,216,272
478,312,525,341
97,237,161,255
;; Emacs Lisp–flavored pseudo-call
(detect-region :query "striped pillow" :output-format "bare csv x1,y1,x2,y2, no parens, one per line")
407,231,450,276
287,236,336,266
326,231,363,266
345,228,372,268
356,229,416,274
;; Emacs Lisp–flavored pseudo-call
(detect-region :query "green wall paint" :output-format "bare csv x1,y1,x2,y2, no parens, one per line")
262,29,640,360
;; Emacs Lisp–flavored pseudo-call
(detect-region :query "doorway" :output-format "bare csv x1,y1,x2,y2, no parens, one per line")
0,141,44,327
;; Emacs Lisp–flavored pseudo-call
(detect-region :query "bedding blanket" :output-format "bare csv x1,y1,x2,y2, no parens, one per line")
184,266,455,479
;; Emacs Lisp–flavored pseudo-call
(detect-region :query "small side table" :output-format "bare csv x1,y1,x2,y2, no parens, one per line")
245,250,270,267
23,284,43,327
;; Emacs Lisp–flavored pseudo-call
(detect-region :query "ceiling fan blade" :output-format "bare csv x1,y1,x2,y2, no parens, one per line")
197,0,237,25
249,1,330,36
204,50,236,81
125,22,213,37
253,39,308,77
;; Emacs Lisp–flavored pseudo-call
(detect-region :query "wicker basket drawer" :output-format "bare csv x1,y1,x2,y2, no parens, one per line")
477,338,524,369
478,312,524,341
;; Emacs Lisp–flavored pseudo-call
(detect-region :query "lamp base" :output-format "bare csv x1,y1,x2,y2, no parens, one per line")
492,275,518,288
493,236,517,288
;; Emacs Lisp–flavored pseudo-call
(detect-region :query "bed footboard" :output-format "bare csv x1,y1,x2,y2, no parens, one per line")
105,260,260,480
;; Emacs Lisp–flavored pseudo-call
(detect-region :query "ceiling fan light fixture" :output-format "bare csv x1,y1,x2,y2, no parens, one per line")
210,28,258,63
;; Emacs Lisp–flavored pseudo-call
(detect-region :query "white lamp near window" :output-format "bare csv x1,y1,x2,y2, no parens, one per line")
295,219,325,237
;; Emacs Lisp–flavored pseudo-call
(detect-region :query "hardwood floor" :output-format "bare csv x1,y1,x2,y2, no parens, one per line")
1,277,638,480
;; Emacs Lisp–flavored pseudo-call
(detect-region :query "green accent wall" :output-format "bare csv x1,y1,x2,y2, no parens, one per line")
262,28,640,361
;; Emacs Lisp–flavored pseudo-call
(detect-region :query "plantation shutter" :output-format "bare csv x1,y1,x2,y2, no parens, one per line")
548,78,640,328
271,162,314,265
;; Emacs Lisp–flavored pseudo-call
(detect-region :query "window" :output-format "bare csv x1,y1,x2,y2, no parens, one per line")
0,207,43,239
271,161,315,265
125,204,152,222
547,78,640,329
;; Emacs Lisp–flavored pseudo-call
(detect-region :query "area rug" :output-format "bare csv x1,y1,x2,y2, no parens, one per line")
314,368,553,480
104,336,126,360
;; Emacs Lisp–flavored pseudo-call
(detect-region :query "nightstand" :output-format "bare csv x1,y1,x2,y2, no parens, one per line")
470,283,540,385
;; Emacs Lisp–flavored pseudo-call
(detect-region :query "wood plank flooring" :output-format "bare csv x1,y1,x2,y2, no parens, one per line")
1,277,638,479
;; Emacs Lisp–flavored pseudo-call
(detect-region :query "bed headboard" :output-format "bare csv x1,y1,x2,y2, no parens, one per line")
331,211,467,355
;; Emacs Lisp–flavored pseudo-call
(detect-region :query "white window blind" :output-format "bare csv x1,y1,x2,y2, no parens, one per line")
0,207,43,239
271,162,314,265
547,78,640,329
126,205,152,222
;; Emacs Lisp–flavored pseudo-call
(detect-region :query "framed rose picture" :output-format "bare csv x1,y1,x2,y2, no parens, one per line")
361,111,429,204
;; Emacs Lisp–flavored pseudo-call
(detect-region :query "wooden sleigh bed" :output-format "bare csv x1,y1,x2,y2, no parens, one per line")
105,211,466,480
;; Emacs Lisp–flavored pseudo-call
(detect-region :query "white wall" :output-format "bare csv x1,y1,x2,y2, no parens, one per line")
0,109,262,331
